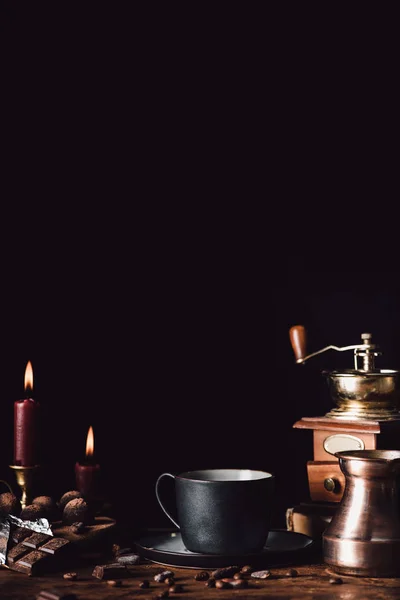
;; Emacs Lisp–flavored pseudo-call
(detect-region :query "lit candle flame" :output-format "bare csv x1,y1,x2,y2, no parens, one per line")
24,361,33,394
86,426,94,457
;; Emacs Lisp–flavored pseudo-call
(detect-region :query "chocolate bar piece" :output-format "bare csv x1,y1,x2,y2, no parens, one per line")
12,550,51,575
7,534,71,575
92,562,127,579
6,542,31,565
40,537,70,555
12,526,33,545
22,532,52,549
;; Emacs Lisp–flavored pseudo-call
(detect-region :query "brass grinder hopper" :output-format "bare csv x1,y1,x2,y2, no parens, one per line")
290,326,400,421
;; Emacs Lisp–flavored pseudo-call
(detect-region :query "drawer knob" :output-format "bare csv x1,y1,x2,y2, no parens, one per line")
324,477,340,493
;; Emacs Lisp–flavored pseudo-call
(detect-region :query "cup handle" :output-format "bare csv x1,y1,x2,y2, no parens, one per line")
155,472,180,529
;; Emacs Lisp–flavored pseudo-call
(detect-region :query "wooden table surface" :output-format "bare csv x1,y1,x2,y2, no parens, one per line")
3,553,400,599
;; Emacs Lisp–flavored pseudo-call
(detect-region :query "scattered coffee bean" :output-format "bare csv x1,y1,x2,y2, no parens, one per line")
164,577,175,586
169,583,184,593
115,552,141,565
195,570,209,581
154,570,174,582
240,564,253,575
215,580,229,589
212,565,240,579
221,577,248,588
107,579,122,587
329,576,343,584
285,568,298,577
139,580,150,588
251,569,271,579
230,578,248,588
62,572,77,580
205,577,216,588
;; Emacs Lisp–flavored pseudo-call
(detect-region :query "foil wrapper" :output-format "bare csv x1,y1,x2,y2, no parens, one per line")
0,515,53,565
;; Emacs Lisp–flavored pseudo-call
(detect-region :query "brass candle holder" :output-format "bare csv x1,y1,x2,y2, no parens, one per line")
9,465,39,509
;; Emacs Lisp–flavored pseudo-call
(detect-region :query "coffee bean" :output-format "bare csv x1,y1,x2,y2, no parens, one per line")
231,578,248,588
115,552,141,565
154,570,175,582
329,576,343,584
107,580,122,587
212,565,240,579
233,572,242,579
195,570,209,581
222,577,248,588
139,580,150,588
164,577,175,586
215,580,229,589
205,577,216,588
251,569,271,579
240,564,253,575
63,572,77,580
169,583,184,593
285,568,298,577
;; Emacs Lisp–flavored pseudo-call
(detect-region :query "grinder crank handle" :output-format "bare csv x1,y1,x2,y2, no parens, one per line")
289,324,375,365
289,325,307,363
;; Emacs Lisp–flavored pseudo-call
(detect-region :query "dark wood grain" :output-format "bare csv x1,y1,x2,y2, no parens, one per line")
3,559,400,598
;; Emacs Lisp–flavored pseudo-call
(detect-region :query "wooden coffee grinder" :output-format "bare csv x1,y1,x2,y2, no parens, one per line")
290,325,400,507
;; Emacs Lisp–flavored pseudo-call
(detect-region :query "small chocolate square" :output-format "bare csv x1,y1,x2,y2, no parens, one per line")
11,526,32,545
17,550,50,575
40,537,70,555
22,532,51,549
6,542,31,565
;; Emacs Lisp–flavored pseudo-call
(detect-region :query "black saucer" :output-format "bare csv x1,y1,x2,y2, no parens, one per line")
133,529,314,569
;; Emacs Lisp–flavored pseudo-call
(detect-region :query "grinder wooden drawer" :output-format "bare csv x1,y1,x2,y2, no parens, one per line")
307,461,346,502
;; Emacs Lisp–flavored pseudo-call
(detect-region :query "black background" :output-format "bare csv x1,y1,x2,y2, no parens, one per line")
1,2,399,538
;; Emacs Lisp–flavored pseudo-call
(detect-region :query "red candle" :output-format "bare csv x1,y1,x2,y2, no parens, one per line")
14,361,40,466
75,426,101,501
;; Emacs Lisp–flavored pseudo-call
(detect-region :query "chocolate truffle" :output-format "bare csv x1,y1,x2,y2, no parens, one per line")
20,503,47,521
58,490,82,511
32,495,54,509
0,492,21,516
32,496,59,522
63,497,92,525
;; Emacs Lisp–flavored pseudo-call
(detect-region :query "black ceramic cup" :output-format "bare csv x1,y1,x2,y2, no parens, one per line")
155,468,275,555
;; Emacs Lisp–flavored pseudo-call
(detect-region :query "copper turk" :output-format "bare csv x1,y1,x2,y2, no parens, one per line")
323,449,400,577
